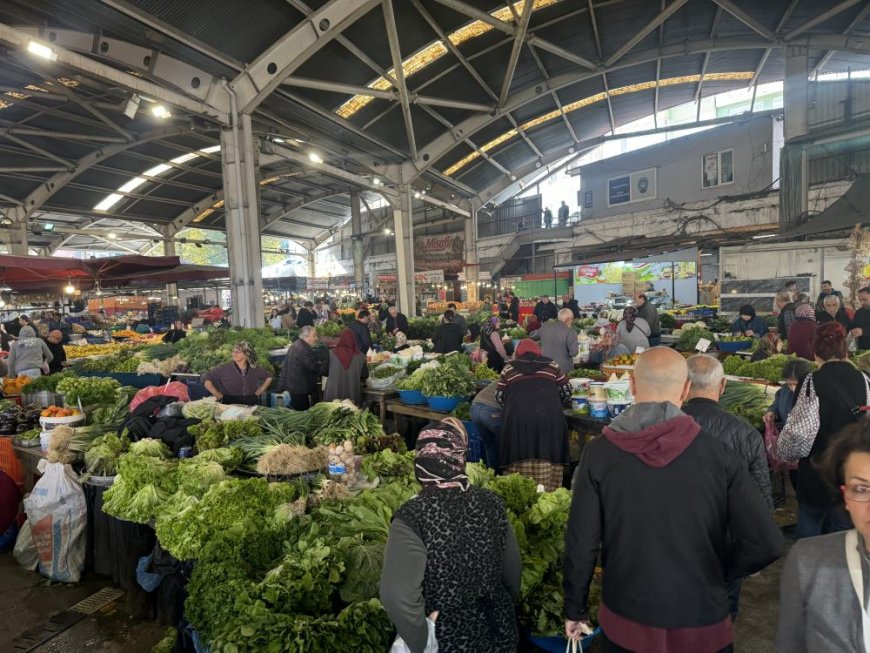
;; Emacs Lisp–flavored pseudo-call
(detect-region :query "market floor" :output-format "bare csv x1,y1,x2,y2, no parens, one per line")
0,504,796,653
0,553,166,652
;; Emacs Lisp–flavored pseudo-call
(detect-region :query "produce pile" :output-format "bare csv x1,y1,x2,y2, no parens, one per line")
418,353,476,398
158,458,596,652
315,321,343,338
604,353,638,367
405,316,440,340
57,375,121,407
503,326,528,339
472,363,499,381
73,349,141,373
2,375,31,395
717,335,754,343
63,343,132,360
674,323,715,351
26,369,77,392
719,381,771,426
722,354,816,384
568,368,607,381
174,328,285,372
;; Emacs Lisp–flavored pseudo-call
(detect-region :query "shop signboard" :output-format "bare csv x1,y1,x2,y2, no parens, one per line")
377,270,444,284
377,274,397,284
574,261,697,285
414,233,464,272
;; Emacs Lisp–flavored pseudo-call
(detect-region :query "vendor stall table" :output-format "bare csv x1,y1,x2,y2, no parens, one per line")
362,389,398,424
660,334,679,346
13,444,45,492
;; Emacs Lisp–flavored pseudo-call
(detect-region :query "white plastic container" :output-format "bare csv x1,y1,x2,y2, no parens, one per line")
39,413,86,431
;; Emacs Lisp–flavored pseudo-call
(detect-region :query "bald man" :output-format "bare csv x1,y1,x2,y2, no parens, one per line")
564,347,782,652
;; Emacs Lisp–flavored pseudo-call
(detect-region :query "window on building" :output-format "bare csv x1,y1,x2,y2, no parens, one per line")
702,149,734,188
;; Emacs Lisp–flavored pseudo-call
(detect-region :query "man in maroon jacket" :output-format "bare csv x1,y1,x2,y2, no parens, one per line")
563,347,782,652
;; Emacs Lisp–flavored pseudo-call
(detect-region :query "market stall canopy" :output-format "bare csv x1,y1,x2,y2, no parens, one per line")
0,254,227,292
780,174,870,238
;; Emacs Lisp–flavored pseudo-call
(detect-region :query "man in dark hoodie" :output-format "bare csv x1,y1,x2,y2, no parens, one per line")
564,347,782,652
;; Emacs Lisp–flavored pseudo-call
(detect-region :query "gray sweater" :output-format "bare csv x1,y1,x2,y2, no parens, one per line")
777,531,870,652
8,337,52,376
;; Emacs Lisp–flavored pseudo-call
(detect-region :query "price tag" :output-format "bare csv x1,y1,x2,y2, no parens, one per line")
695,338,712,352
635,346,646,354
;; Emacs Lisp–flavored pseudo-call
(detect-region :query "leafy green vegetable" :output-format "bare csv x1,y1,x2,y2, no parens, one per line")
57,375,121,407
360,449,415,483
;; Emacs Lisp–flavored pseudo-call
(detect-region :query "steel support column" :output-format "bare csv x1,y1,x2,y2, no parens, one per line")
464,206,479,303
163,234,179,305
307,251,316,279
221,112,264,327
784,45,810,219
392,187,415,317
8,222,28,255
350,191,365,294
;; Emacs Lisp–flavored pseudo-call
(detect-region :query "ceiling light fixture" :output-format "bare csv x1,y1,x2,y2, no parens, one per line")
123,94,140,119
308,152,323,164
108,232,117,240
413,191,422,199
64,281,75,295
151,104,172,119
372,177,382,186
27,40,57,61
752,234,777,240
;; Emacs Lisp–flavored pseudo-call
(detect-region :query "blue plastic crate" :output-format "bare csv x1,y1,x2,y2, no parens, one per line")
529,628,600,652
462,420,484,463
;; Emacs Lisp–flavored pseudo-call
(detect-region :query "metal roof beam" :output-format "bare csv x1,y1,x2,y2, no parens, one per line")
283,76,493,112
0,127,127,143
382,0,418,159
419,105,512,178
527,45,579,143
499,0,534,107
811,1,870,76
694,6,723,119
785,0,863,41
401,33,870,183
232,0,379,113
409,0,498,102
605,0,690,67
0,133,74,169
711,0,777,42
261,191,349,231
0,24,227,121
431,0,596,69
8,125,193,222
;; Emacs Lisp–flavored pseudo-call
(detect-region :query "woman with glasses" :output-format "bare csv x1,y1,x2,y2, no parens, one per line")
777,419,870,652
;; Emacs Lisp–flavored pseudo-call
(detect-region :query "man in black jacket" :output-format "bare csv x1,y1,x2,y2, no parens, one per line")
508,293,519,323
682,354,774,621
277,326,321,410
296,301,315,328
349,309,373,354
561,293,580,319
564,347,782,651
533,295,558,323
635,294,661,346
385,305,409,336
432,310,464,353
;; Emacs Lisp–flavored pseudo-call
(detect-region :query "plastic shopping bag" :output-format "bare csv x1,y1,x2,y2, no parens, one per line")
390,618,438,653
13,520,38,571
764,421,798,472
129,381,190,412
23,462,87,582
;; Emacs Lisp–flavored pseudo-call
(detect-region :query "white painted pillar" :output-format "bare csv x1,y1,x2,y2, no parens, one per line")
8,222,28,255
163,235,179,305
221,112,264,327
392,187,416,316
464,203,479,302
350,191,365,294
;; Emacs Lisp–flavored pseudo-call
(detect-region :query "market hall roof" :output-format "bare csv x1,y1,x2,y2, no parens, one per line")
1,0,870,251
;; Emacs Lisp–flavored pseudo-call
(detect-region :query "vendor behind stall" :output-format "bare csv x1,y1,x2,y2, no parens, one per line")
162,320,186,344
732,305,766,338
202,341,273,405
44,330,67,374
7,326,53,379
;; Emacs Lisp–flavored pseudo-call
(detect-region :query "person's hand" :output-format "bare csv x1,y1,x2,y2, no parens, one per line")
214,393,224,402
763,411,775,426
745,330,755,337
565,619,594,641
852,328,863,337
428,611,439,622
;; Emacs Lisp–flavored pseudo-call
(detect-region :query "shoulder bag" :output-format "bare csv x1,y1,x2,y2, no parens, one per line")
776,374,820,462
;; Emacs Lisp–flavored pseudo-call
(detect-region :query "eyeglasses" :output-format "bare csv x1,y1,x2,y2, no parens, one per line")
842,484,870,502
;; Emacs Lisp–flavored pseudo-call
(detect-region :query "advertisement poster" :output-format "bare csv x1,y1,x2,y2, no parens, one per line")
574,261,697,285
414,233,465,273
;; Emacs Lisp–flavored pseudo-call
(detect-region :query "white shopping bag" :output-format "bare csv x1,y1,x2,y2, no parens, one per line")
390,618,438,653
23,462,87,583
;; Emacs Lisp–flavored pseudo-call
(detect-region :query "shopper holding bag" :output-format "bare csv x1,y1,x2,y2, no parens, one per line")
381,418,521,653
777,323,870,538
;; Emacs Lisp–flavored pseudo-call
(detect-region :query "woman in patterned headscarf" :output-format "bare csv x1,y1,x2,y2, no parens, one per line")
381,419,521,653
201,341,273,405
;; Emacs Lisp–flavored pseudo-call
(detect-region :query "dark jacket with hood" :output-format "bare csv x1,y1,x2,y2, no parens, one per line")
278,338,321,394
682,397,774,512
564,403,782,652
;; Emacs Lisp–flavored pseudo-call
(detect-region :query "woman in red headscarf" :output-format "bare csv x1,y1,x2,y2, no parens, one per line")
324,327,369,405
495,339,572,490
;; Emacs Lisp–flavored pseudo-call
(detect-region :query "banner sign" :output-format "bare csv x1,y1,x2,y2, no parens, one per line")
378,270,445,284
574,261,697,286
414,233,464,273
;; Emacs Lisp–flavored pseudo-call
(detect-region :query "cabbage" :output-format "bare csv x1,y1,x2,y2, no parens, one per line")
129,438,171,459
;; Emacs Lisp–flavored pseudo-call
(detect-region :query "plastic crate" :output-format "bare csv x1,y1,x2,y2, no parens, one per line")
462,420,484,463
0,436,24,487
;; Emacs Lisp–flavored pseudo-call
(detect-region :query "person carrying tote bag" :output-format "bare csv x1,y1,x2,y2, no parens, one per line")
776,323,870,538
